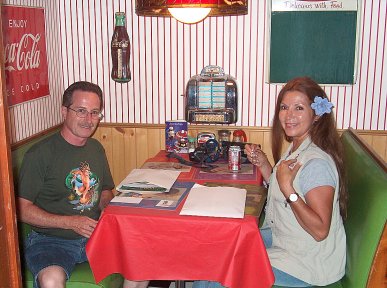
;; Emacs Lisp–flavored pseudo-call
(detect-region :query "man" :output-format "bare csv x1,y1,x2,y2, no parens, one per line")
18,81,148,288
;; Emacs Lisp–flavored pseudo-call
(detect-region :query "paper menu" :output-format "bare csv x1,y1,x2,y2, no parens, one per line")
179,184,247,218
110,181,194,210
116,169,181,194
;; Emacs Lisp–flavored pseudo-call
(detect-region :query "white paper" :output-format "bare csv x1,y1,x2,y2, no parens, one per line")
110,196,142,204
180,186,247,218
116,169,181,194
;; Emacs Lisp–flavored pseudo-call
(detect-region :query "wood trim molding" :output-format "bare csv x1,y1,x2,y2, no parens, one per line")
0,1,23,285
97,123,386,137
367,223,387,288
98,122,273,131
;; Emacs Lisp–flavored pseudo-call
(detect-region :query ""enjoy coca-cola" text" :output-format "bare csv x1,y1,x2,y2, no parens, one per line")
4,33,41,71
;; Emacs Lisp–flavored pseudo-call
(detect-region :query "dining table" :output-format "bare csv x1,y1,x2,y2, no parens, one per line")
86,150,274,288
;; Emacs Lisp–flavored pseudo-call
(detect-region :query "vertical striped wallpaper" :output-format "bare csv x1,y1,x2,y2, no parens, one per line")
4,0,64,143
4,0,387,144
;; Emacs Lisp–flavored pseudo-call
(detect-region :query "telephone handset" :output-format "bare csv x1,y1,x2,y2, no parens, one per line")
189,139,220,164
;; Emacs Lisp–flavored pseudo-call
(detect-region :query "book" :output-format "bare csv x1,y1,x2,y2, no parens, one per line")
165,120,188,153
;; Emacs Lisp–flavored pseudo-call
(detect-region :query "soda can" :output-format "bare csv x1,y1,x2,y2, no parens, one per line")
228,146,241,171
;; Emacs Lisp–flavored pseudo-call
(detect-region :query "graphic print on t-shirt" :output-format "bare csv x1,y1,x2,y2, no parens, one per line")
65,161,100,212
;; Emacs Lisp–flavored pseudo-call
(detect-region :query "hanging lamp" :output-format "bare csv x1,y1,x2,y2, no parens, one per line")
135,0,248,24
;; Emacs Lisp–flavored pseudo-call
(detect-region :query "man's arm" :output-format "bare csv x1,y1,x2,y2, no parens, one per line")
99,189,114,210
18,197,98,238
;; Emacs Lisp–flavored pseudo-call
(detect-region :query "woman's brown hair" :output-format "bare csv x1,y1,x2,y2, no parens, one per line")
271,77,348,219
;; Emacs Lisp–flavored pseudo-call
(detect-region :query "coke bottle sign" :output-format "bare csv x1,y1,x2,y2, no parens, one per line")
2,6,50,106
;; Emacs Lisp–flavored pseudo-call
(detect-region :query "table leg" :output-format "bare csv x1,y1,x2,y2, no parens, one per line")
175,280,185,288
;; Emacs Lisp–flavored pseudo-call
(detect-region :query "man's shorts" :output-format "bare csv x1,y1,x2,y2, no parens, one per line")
24,230,88,288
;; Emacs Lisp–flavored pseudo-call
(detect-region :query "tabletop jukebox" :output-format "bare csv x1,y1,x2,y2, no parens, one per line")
185,65,238,124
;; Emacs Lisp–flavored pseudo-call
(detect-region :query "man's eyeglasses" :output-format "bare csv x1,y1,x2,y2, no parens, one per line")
67,107,104,120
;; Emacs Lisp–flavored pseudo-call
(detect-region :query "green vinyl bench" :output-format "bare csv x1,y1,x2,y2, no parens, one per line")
273,128,387,288
18,222,124,288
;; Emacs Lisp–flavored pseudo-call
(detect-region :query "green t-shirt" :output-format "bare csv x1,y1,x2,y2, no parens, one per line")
18,132,115,239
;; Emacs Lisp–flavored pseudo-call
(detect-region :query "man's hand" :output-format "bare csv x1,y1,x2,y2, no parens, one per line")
67,216,98,238
18,197,99,238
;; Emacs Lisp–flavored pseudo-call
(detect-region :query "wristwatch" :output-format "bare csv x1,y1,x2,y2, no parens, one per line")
286,192,299,203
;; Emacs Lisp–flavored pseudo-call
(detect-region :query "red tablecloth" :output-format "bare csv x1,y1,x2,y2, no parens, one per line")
86,151,274,288
86,207,274,288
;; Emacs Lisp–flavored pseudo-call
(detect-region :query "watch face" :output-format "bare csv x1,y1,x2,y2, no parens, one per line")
289,193,298,202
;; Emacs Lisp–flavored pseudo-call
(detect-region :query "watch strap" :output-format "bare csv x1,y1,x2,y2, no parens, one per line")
286,192,299,203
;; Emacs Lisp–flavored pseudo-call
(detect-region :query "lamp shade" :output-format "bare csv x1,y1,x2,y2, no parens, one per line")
136,0,248,23
168,7,211,24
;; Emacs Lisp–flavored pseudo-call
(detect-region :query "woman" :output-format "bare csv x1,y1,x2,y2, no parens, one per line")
194,77,348,287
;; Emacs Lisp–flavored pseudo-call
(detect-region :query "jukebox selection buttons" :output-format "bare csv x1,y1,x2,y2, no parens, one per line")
195,114,225,123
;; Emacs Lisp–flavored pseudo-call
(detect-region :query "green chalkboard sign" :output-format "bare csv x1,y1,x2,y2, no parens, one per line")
269,10,358,84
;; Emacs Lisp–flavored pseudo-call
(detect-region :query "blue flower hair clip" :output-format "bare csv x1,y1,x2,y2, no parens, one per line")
311,96,334,116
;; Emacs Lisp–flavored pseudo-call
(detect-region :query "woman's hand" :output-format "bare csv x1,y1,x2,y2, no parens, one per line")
276,159,302,198
275,160,334,241
245,144,267,167
244,144,273,182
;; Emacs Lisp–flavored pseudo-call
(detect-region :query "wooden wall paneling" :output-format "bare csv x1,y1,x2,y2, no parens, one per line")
262,130,273,161
96,126,114,180
93,125,387,185
245,130,255,143
135,128,150,168
188,128,199,140
360,134,373,148
147,128,163,159
159,128,165,152
92,127,100,139
246,129,264,157
111,127,126,186
356,132,387,163
247,130,263,145
122,127,137,183
370,135,387,162
248,129,274,166
92,127,101,144
267,138,276,166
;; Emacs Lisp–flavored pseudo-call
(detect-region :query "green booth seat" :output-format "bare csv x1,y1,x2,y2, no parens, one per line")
19,222,124,288
22,262,124,288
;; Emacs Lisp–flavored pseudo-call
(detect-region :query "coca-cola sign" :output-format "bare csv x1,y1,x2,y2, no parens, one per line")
2,6,49,106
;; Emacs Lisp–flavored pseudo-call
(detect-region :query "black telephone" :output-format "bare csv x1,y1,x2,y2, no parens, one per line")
189,139,220,164
167,139,220,168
